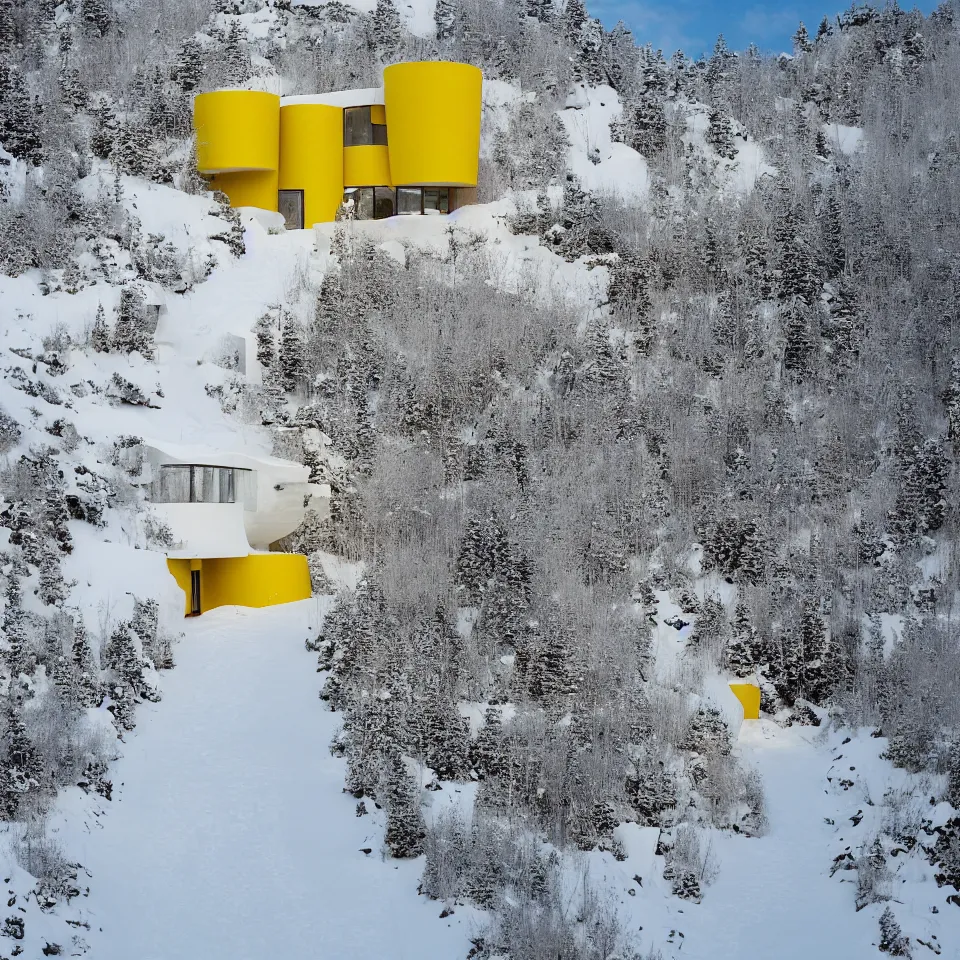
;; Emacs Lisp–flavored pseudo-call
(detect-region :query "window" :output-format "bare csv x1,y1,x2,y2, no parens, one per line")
344,106,388,147
150,465,249,504
278,189,304,230
374,186,395,219
379,187,451,217
344,107,372,146
397,187,421,215
423,187,450,215
342,186,399,220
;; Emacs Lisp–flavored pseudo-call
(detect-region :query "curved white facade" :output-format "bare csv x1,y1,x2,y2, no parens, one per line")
143,440,330,558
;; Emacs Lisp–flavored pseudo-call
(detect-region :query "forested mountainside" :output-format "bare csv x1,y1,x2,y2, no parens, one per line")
3,0,960,957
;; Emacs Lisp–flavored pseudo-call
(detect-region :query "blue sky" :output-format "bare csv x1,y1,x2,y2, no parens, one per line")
589,1,940,57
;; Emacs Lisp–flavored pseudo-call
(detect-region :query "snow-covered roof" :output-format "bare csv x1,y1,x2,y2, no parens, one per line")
280,87,383,109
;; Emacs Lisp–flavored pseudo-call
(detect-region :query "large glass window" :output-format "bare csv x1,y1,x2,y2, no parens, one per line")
157,465,191,503
344,107,372,146
423,187,450,215
150,465,249,504
397,187,421,215
344,106,388,147
342,187,453,220
374,186,395,219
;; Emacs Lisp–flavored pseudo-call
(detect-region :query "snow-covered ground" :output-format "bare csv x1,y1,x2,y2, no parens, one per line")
54,600,474,959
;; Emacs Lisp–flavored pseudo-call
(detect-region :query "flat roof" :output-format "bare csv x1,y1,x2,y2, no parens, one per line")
280,87,383,109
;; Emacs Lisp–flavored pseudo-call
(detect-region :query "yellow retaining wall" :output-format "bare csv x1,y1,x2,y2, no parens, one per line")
279,103,344,228
194,90,280,211
166,554,311,616
383,61,482,187
343,144,393,188
730,683,761,720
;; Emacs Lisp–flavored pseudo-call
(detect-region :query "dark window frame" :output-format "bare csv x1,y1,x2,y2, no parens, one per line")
344,186,450,220
344,106,388,148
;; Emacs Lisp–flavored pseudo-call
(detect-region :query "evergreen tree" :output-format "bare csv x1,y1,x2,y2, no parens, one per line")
0,0,14,52
278,316,306,393
783,303,814,376
0,699,42,820
103,621,144,695
371,0,402,59
90,97,119,159
0,64,42,164
37,544,66,606
706,107,737,161
174,37,204,92
792,22,813,53
80,0,113,37
71,616,102,707
434,0,457,41
878,906,910,956
91,304,111,353
561,0,588,46
2,573,27,677
113,287,153,357
383,750,425,857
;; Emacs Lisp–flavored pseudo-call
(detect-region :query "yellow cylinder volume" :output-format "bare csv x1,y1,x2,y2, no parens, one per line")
194,90,280,211
383,62,482,187
279,104,345,227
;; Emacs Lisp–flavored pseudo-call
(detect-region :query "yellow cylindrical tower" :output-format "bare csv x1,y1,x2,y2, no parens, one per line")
194,90,280,211
279,103,344,227
383,62,482,187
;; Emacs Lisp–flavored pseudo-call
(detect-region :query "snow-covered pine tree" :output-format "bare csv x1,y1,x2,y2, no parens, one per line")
278,315,306,393
0,63,42,164
71,616,102,707
371,0,402,59
112,287,153,358
383,750,425,858
0,698,42,819
878,906,911,956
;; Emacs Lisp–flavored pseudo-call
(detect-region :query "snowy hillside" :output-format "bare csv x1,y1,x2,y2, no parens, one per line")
3,0,960,958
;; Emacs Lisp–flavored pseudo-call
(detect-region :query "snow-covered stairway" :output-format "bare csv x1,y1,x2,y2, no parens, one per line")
56,602,471,960
652,722,879,959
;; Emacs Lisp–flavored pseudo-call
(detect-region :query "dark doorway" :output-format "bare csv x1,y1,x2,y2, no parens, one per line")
190,570,201,616
278,189,305,230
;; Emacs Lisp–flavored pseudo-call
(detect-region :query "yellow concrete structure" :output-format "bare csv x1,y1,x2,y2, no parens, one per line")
343,145,393,188
383,61,482,187
167,554,312,616
279,103,344,228
730,683,761,720
193,61,483,227
194,90,280,212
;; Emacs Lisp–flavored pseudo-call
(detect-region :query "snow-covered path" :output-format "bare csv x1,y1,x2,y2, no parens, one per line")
654,721,878,959
61,601,471,960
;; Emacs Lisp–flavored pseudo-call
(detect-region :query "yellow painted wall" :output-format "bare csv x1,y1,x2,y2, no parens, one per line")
279,104,344,227
730,683,761,720
167,558,194,615
166,555,311,616
383,62,482,187
370,104,386,125
206,169,279,213
343,144,393,188
194,90,280,212
194,90,280,173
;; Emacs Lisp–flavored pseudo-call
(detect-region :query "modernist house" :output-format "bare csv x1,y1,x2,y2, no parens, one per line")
144,441,330,616
193,61,483,230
